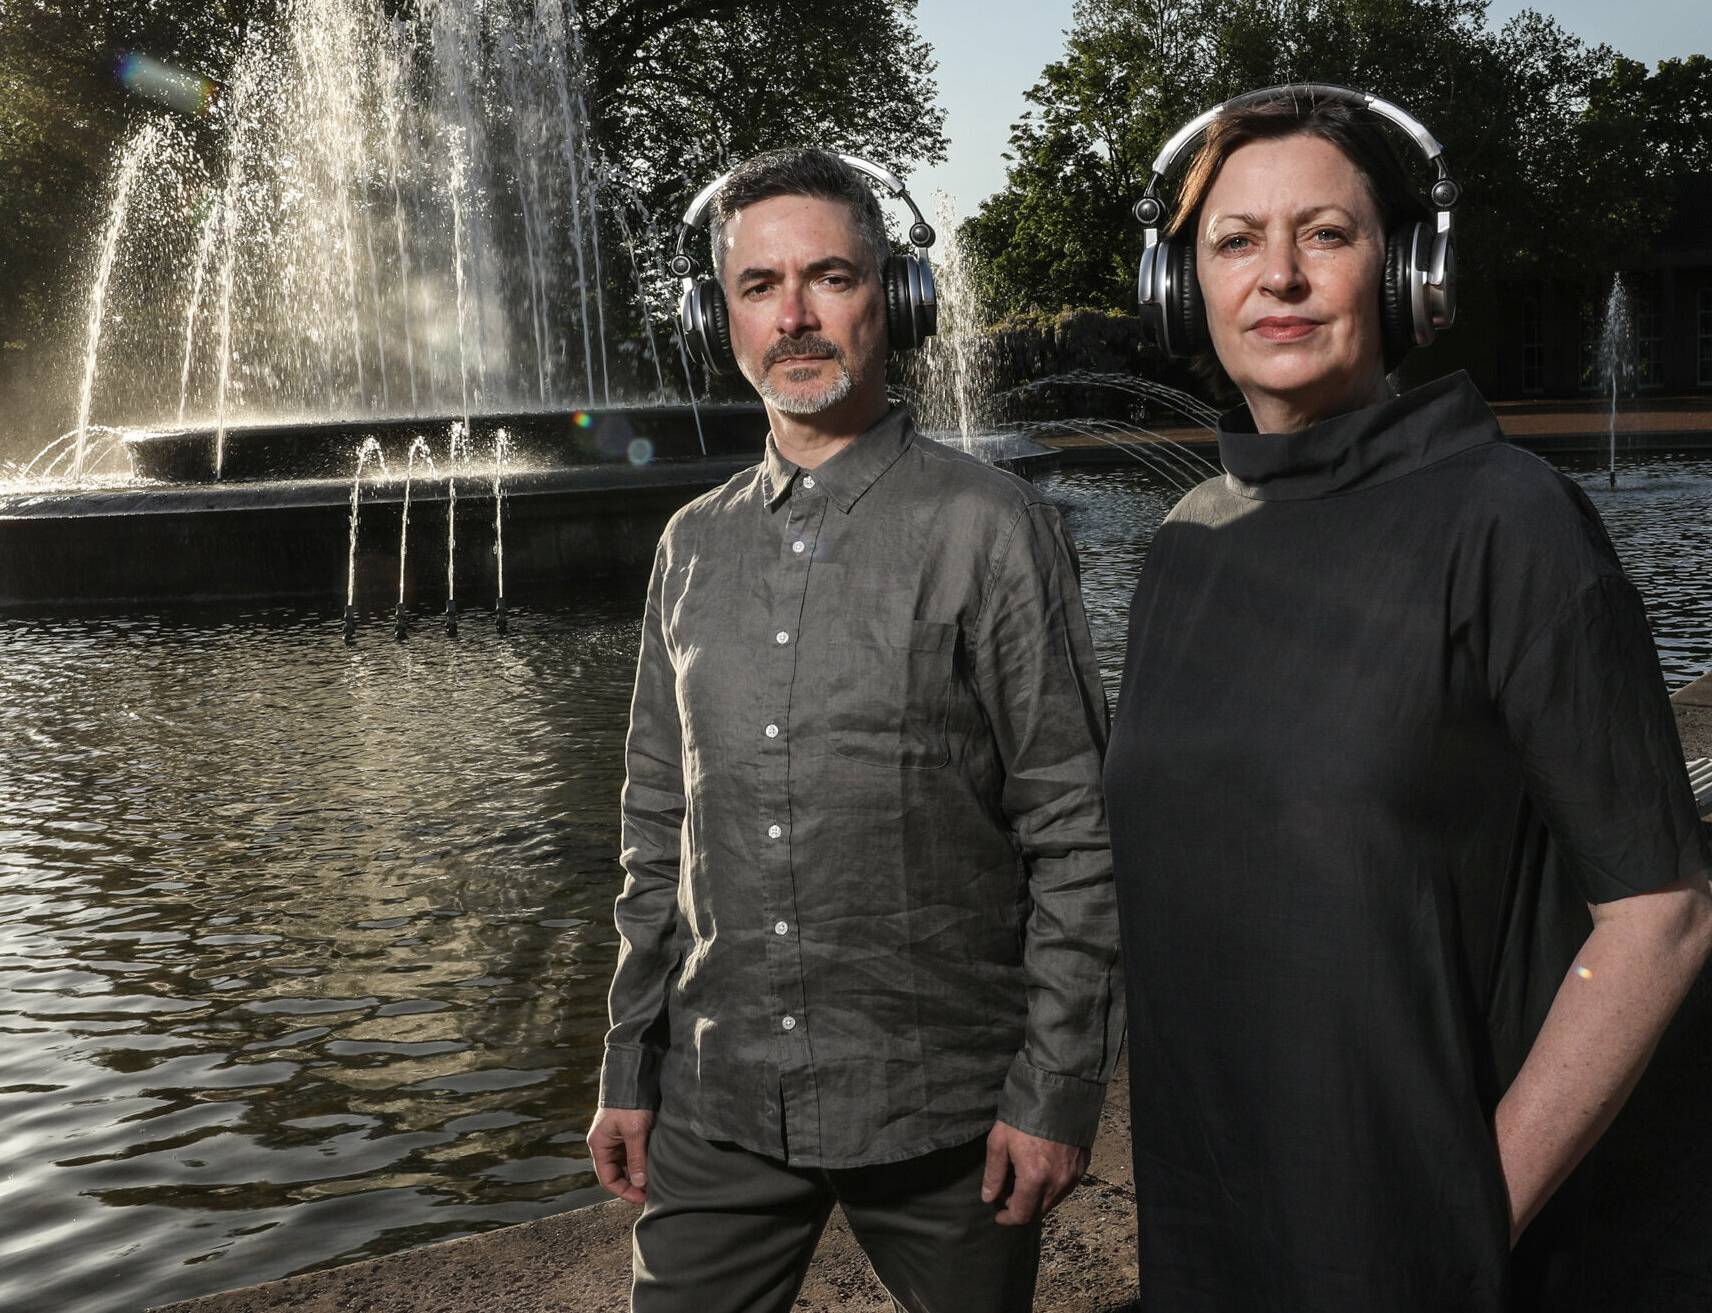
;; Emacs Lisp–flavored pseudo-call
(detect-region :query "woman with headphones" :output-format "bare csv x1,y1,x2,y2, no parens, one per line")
1103,85,1712,1308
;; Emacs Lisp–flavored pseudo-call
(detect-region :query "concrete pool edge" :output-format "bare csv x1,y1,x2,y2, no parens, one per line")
1038,404,1712,467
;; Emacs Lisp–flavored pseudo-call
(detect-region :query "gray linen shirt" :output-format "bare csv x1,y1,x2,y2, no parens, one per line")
599,406,1122,1168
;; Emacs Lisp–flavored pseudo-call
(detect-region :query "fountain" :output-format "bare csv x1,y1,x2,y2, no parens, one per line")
1,0,1076,615
0,0,782,612
1597,273,1635,490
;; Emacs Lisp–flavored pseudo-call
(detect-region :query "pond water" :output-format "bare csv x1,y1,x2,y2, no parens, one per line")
2,451,1709,1313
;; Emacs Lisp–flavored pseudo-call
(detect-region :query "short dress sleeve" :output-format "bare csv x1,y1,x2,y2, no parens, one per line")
1489,489,1711,905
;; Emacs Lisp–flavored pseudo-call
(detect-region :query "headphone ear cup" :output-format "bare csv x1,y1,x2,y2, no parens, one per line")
703,281,736,375
685,279,735,376
1380,225,1418,369
884,254,911,349
1172,237,1209,357
910,254,937,343
883,254,939,351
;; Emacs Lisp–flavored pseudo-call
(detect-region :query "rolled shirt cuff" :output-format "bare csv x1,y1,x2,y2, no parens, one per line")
598,1043,664,1111
997,1053,1108,1148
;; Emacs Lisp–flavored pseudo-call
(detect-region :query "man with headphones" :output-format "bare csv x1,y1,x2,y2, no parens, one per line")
586,147,1121,1312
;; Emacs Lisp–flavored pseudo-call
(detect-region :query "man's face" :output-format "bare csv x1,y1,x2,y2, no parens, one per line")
719,194,887,416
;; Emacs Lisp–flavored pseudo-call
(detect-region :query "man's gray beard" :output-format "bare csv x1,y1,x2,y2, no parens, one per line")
760,360,856,415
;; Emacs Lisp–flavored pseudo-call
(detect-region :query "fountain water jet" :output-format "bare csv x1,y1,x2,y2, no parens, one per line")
1597,274,1635,490
493,429,511,634
74,122,163,483
444,421,471,636
394,435,436,640
343,436,388,641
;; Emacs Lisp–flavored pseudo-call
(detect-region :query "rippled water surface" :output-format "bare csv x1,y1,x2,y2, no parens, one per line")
2,451,1708,1313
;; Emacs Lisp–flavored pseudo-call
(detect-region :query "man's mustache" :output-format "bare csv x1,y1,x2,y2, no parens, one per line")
762,335,844,369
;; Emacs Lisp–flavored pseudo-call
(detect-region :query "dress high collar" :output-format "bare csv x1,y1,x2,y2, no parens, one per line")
1216,372,1502,502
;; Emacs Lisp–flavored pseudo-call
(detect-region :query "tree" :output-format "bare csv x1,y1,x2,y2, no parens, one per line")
959,0,1703,320
578,0,946,205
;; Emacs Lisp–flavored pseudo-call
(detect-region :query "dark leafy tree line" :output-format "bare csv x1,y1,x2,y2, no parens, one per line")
961,0,1712,322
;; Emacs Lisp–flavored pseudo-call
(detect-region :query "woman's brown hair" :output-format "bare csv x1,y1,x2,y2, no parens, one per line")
1165,89,1431,243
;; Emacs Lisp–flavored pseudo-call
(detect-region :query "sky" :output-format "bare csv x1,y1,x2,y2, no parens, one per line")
908,0,1711,221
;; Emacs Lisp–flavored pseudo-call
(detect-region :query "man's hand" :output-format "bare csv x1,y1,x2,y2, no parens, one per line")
587,1106,657,1205
980,1120,1089,1225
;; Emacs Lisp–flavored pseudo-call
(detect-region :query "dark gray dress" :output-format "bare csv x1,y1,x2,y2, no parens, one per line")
1104,372,1711,1311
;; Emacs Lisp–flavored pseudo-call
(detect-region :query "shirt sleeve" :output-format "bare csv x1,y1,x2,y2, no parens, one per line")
598,536,685,1109
1495,569,1712,906
972,502,1125,1147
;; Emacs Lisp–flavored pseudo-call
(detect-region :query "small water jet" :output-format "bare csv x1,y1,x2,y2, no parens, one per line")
1597,274,1635,490
343,436,388,642
394,436,437,640
493,429,511,634
445,421,470,636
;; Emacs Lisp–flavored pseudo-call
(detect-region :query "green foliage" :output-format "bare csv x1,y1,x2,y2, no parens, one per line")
579,0,946,205
962,0,1709,319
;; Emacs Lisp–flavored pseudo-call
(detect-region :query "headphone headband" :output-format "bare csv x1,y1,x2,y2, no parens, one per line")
666,149,940,375
670,151,937,280
1136,83,1459,241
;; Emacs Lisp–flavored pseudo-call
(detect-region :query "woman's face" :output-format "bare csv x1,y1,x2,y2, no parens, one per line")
1195,133,1389,431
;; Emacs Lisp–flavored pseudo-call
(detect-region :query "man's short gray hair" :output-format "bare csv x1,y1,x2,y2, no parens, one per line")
708,148,892,284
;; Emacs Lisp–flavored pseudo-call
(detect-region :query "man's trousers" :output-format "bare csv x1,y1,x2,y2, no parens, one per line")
631,1114,1042,1313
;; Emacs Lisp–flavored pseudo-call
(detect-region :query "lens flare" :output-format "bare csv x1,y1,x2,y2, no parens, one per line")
116,52,218,118
572,411,594,429
627,438,655,467
1574,965,1594,981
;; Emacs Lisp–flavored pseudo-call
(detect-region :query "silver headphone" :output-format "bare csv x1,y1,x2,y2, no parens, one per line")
666,152,938,376
1133,84,1460,363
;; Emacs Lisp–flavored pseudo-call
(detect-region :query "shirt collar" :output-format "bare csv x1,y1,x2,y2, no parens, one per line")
761,406,914,513
762,434,799,509
1216,371,1502,501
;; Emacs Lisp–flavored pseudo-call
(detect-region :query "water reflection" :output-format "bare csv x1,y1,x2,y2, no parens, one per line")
1,451,1707,1313
0,604,630,1312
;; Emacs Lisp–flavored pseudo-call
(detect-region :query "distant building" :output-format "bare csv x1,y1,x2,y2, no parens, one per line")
1477,174,1712,399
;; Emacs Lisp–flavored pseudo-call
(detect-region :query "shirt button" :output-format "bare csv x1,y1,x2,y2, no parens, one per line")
765,723,779,739
775,630,790,645
792,540,805,554
781,1015,797,1031
774,920,789,935
802,476,815,489
767,824,782,839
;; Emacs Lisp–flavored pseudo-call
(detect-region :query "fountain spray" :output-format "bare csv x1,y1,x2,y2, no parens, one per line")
74,122,163,483
395,436,436,640
344,436,387,642
1598,274,1634,490
445,420,470,636
177,200,223,424
493,428,510,633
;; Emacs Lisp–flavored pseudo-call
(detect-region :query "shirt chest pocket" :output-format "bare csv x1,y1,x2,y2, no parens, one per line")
823,617,958,770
